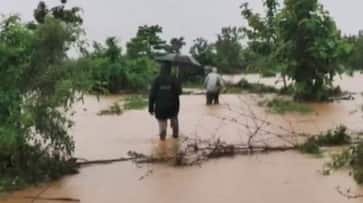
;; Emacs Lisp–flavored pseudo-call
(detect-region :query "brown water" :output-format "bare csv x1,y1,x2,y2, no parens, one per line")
2,74,363,203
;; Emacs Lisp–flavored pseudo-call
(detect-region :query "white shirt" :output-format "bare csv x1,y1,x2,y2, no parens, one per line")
204,72,224,93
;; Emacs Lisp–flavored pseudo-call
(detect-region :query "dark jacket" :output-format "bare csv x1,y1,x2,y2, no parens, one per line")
149,75,182,120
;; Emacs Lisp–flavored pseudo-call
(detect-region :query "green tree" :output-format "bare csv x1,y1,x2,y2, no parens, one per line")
242,0,351,100
344,34,363,70
241,1,281,78
0,0,86,190
84,37,158,94
34,0,82,25
276,0,350,100
126,25,167,59
189,37,216,66
214,27,244,73
167,37,186,54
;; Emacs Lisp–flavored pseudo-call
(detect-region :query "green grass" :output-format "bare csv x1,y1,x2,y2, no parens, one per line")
124,95,148,110
262,97,313,114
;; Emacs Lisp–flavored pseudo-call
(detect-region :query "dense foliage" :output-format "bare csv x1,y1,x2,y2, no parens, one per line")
0,0,87,191
126,25,167,59
344,34,363,71
242,0,351,101
214,27,245,73
82,37,159,94
190,37,216,66
166,37,186,54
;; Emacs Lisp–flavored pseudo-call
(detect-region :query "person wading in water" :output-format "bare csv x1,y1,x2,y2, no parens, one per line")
149,62,182,141
204,67,224,105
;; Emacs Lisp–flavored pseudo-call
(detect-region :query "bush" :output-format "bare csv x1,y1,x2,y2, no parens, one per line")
123,58,158,91
88,54,158,94
0,7,85,191
299,125,351,155
316,125,351,146
299,137,321,154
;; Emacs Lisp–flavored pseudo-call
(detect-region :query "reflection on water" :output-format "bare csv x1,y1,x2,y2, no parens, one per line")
2,73,363,203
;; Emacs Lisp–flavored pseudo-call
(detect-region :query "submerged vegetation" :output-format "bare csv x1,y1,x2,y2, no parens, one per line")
124,95,148,110
98,95,147,116
261,98,313,114
299,125,351,154
97,102,123,116
324,142,363,184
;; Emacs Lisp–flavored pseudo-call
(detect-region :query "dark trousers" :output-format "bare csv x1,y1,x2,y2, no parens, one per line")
158,117,179,140
206,92,219,105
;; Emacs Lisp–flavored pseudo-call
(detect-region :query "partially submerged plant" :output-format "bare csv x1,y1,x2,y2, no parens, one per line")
98,102,123,116
299,125,351,155
124,95,148,110
262,97,313,114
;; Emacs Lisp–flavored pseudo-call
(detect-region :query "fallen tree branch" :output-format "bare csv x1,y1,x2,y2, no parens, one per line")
336,186,363,199
76,157,133,166
74,137,297,168
23,196,80,202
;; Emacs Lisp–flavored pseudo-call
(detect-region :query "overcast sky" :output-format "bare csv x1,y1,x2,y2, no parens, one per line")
2,0,363,52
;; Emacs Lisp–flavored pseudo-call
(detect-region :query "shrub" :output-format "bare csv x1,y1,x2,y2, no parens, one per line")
88,55,158,94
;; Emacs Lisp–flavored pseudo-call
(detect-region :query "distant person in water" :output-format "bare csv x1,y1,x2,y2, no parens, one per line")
204,67,224,105
149,62,182,141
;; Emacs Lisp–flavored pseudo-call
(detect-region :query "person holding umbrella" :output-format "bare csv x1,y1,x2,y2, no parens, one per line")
149,53,200,141
149,61,182,141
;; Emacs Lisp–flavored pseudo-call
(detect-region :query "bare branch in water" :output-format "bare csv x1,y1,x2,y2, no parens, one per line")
336,186,363,199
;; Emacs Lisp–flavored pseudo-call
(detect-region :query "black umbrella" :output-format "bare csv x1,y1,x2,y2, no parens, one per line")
155,53,202,79
155,53,201,67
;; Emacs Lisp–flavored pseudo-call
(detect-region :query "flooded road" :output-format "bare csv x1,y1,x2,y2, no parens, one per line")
2,74,363,203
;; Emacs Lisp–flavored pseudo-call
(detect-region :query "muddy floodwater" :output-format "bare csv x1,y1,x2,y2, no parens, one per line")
2,73,363,203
